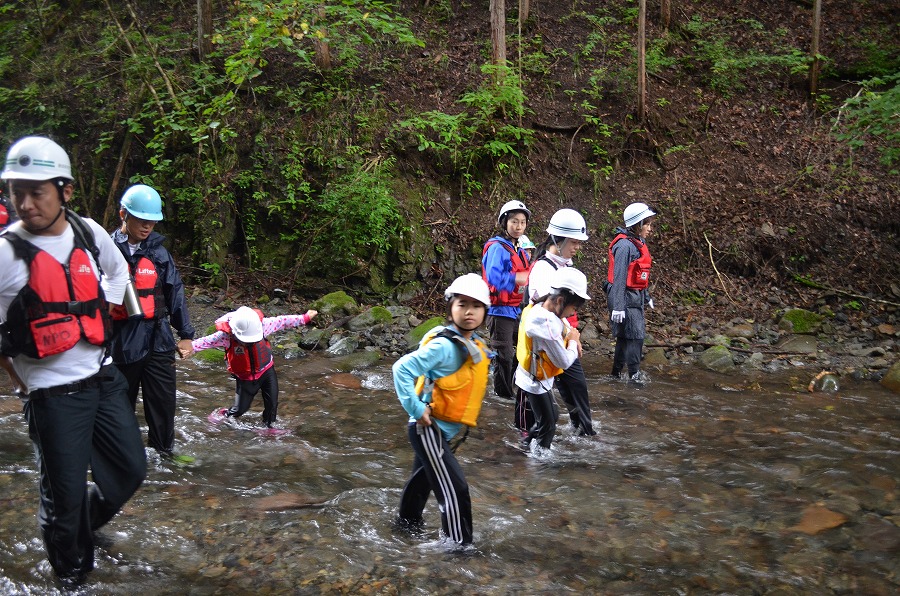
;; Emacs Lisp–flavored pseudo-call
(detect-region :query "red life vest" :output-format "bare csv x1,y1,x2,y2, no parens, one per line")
0,202,8,227
607,233,652,290
481,239,530,308
111,256,165,320
1,232,111,359
215,309,273,380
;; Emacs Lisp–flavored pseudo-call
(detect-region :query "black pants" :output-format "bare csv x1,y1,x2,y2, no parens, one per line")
398,422,473,544
229,366,279,426
612,338,644,377
525,389,559,448
487,315,518,399
514,387,533,432
24,366,147,581
117,350,177,454
555,358,595,435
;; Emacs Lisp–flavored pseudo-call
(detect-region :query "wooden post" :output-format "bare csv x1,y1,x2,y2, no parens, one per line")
637,0,647,123
197,0,213,62
809,0,822,97
491,0,506,66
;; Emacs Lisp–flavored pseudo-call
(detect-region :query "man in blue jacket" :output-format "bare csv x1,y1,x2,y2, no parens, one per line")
110,184,196,463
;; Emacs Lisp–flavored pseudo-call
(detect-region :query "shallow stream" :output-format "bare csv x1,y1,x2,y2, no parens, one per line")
0,354,897,594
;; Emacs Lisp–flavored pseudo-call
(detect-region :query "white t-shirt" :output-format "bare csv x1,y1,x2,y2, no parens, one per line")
0,217,129,392
527,252,572,303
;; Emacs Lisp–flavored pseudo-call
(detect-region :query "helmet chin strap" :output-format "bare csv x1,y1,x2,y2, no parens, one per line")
28,204,66,234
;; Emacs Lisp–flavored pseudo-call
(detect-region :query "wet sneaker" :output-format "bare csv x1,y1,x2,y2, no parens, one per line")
207,407,229,423
519,431,531,451
629,370,651,386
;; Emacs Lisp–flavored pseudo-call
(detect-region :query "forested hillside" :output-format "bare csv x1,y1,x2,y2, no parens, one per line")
1,0,897,321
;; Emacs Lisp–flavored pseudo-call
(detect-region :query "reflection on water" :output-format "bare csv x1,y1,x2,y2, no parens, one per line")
0,354,897,594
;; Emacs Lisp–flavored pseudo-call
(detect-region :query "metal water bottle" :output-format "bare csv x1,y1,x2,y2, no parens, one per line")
123,281,144,319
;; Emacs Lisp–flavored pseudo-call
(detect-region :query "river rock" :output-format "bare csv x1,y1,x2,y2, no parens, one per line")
789,505,848,535
311,291,359,317
777,334,818,354
298,327,329,350
881,360,900,393
333,349,384,371
325,336,359,357
325,373,363,389
779,308,825,334
725,323,756,339
644,347,668,367
405,316,445,348
347,306,393,332
696,345,734,373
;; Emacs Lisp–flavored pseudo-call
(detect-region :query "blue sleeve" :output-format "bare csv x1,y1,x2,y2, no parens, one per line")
482,241,515,293
392,338,464,420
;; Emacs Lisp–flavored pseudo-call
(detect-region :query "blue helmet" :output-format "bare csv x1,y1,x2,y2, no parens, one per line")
121,184,163,221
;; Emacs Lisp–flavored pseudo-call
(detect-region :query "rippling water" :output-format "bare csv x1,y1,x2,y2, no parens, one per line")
0,354,897,595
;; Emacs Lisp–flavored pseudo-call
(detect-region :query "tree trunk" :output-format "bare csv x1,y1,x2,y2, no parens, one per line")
197,0,213,62
519,0,530,23
809,0,822,97
661,0,671,31
637,0,647,123
491,0,506,66
313,5,332,70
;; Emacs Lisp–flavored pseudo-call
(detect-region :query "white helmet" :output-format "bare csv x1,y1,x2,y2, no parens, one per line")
230,306,264,343
623,202,656,227
518,234,535,250
2,136,73,182
550,267,591,300
444,273,491,307
497,200,531,225
547,208,589,241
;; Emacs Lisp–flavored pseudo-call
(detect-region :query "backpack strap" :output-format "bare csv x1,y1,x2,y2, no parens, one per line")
66,210,104,277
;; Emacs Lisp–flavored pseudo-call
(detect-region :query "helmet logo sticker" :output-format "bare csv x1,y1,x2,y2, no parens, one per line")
18,155,31,167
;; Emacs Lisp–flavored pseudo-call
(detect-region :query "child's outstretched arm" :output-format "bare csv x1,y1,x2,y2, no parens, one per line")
261,310,317,336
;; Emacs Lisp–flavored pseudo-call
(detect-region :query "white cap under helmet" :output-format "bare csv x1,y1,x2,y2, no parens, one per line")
444,273,491,307
623,202,656,227
2,136,73,182
497,200,531,225
547,208,589,241
550,267,591,301
230,306,264,343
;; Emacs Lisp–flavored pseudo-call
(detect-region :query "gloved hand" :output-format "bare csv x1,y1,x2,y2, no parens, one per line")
611,310,625,324
647,299,654,309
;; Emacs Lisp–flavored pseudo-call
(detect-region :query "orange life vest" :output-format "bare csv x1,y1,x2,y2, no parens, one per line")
482,239,530,308
414,328,490,427
216,309,273,380
1,231,111,359
111,256,165,320
607,233,652,290
516,304,565,380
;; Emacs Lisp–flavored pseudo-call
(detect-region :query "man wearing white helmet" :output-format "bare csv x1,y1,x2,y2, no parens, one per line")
392,273,493,545
481,200,531,402
109,184,197,464
0,136,146,585
523,208,596,436
605,201,657,383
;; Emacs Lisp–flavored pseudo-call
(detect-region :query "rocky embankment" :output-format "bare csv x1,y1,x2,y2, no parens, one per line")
186,289,900,395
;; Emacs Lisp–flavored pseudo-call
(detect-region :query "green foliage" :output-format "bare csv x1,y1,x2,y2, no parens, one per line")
681,15,820,97
394,63,533,195
833,73,900,170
